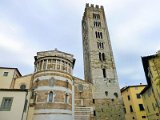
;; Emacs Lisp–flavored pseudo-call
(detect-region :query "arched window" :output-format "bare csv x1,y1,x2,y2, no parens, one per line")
105,91,108,96
102,53,105,61
95,31,98,38
99,52,102,61
48,91,53,102
100,32,103,39
101,43,104,49
114,92,118,98
20,84,26,90
102,69,106,78
65,93,69,104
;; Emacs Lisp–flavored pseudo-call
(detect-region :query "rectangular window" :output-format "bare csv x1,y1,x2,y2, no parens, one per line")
102,69,106,78
3,72,8,76
142,116,146,118
139,104,145,111
128,95,130,100
124,108,126,113
93,99,95,104
93,110,96,116
0,97,13,111
130,105,133,112
136,94,141,99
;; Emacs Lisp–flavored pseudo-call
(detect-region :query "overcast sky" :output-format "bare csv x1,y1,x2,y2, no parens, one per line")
0,0,160,88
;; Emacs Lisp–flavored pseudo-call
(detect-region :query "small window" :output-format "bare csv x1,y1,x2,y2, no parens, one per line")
95,31,98,38
130,105,133,112
102,53,105,61
139,104,145,111
128,95,130,100
114,92,118,98
65,93,69,104
93,110,96,116
0,97,13,111
93,99,95,104
102,69,106,78
48,91,53,102
105,91,108,96
99,52,102,61
3,72,8,76
136,94,141,99
142,116,146,118
124,108,126,113
101,43,104,49
20,84,26,90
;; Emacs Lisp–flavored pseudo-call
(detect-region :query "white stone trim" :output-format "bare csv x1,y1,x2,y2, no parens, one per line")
34,109,72,114
35,86,72,94
36,101,72,105
33,76,72,84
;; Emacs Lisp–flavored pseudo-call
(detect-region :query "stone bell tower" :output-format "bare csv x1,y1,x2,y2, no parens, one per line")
82,4,125,120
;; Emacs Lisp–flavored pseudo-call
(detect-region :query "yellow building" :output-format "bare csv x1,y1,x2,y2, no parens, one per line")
13,74,32,90
0,67,21,89
0,67,31,120
141,86,159,120
121,85,148,120
0,89,30,120
141,51,160,119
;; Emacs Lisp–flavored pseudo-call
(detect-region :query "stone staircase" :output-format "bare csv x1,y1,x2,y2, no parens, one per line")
74,107,92,120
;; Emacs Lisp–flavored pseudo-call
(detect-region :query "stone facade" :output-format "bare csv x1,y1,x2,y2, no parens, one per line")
82,4,125,120
74,77,94,120
32,50,75,120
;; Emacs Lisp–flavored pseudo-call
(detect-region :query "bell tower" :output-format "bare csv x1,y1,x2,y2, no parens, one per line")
82,3,125,119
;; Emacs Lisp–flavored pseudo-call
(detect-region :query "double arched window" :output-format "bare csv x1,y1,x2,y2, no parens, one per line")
99,53,105,61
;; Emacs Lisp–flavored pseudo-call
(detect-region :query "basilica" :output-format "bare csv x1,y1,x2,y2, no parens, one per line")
0,4,124,120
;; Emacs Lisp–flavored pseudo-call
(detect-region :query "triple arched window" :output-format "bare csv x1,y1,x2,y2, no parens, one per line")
95,31,103,39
